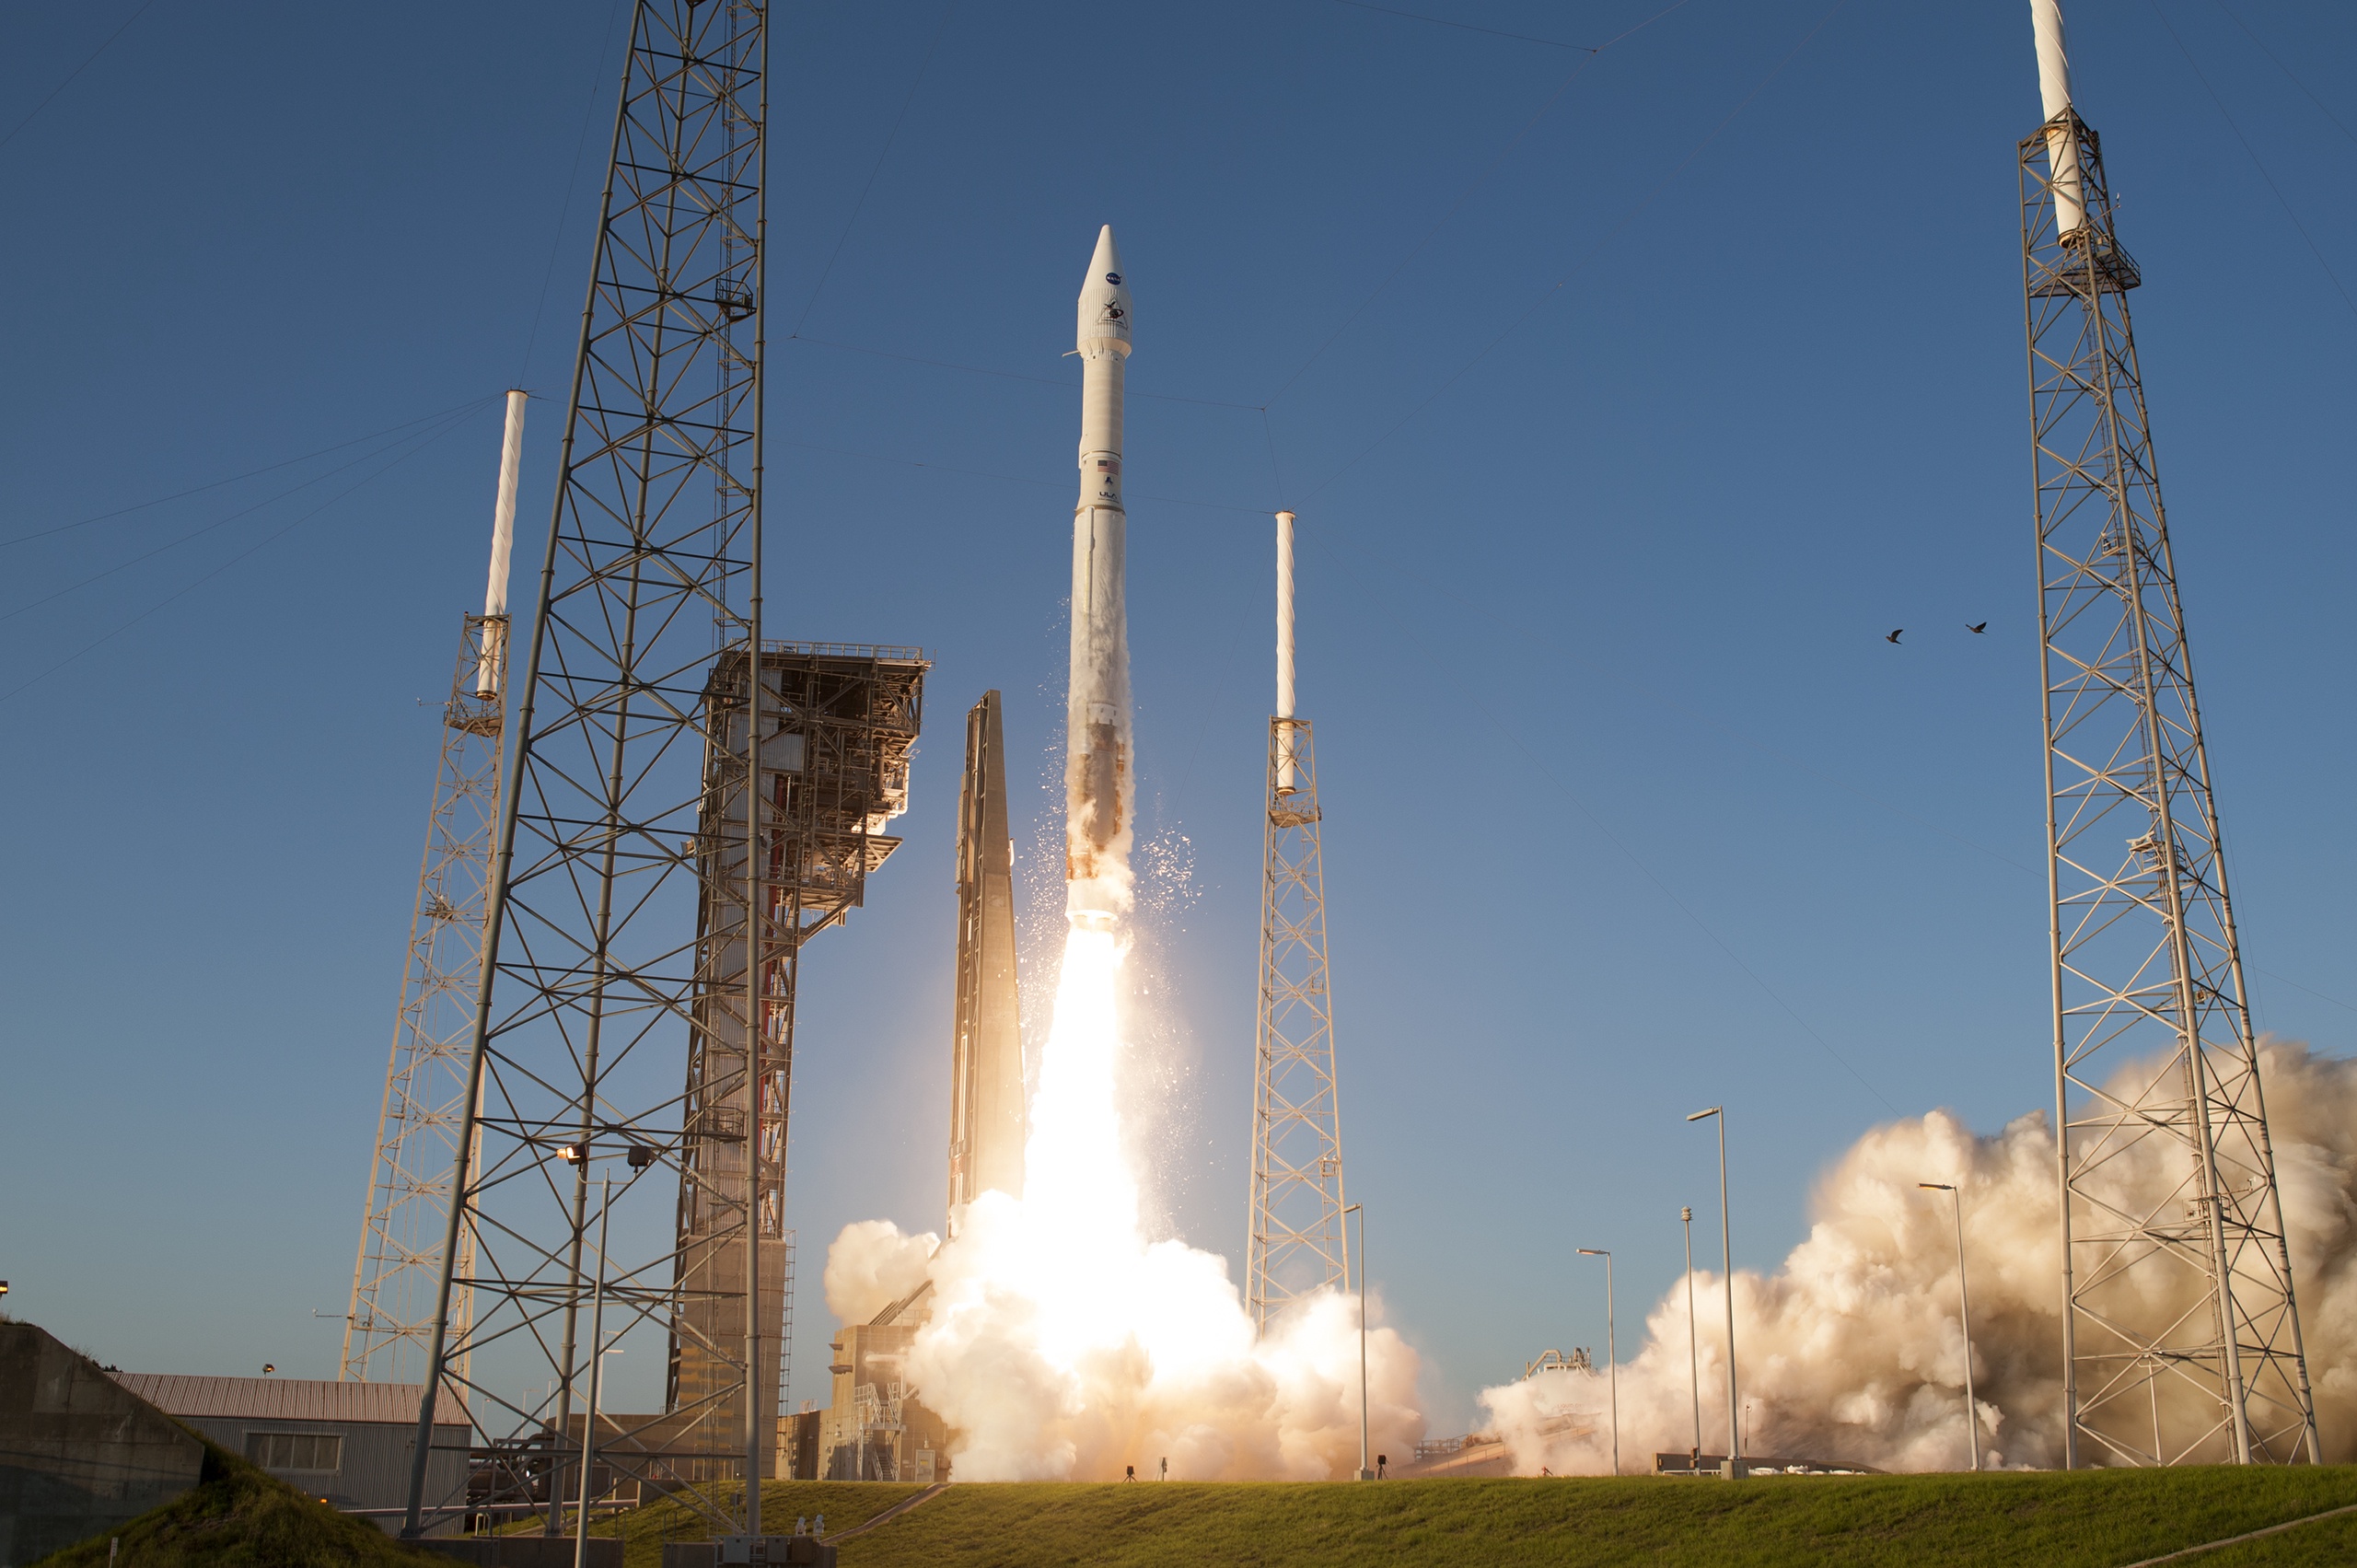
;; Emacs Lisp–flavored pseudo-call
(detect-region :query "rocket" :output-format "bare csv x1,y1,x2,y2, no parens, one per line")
1065,226,1134,928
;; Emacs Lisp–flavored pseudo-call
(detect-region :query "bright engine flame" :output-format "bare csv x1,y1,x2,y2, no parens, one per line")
835,923,1424,1480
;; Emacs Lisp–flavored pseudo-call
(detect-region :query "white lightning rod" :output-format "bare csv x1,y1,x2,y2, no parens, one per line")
1275,509,1296,787
2030,0,2086,237
475,389,527,699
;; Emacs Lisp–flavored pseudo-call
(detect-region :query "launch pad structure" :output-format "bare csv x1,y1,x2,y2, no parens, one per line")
1248,510,1351,1331
2020,1,2316,1468
390,0,927,1541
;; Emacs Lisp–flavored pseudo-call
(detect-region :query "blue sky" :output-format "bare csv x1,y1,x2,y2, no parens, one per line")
2,0,2352,1434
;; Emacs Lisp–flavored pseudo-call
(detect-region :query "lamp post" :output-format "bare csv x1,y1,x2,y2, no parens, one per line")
558,1141,651,1566
1687,1108,1741,1479
1680,1206,1701,1467
1575,1249,1619,1477
1344,1202,1371,1480
1920,1182,1980,1471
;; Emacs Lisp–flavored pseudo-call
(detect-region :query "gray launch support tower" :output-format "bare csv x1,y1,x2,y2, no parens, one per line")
947,691,1026,1224
2019,3,2316,1467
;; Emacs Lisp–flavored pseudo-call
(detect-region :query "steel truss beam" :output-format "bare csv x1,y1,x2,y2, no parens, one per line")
345,612,505,1386
2021,109,2317,1468
402,0,772,1537
1248,716,1351,1331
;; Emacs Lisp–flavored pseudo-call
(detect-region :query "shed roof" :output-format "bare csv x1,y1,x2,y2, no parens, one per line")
110,1373,464,1427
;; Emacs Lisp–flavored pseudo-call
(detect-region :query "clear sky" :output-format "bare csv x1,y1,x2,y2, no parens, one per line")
2,1,2352,1435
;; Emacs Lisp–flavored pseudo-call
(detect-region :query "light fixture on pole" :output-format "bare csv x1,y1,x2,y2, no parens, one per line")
1680,1206,1700,1466
1344,1202,1371,1481
1688,1108,1742,1480
1576,1249,1619,1477
1921,1182,1980,1472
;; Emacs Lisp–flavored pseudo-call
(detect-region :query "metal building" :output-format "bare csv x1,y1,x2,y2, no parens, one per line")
111,1373,470,1536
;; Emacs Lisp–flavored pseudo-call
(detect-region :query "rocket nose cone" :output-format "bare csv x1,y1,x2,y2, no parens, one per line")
1089,224,1123,281
1077,224,1132,350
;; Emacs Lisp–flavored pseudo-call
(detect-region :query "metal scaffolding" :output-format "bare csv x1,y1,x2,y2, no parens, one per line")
401,0,775,1536
2021,107,2316,1467
668,644,923,1479
1248,512,1349,1331
343,610,505,1385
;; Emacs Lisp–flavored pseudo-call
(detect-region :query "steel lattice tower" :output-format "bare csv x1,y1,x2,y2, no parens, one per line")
1248,511,1350,1332
343,611,507,1384
346,392,527,1387
402,0,774,1536
2020,8,2316,1467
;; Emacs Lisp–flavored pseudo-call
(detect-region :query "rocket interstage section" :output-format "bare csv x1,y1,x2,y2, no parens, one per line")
1065,225,1134,927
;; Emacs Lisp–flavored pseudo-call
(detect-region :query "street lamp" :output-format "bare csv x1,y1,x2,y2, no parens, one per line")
556,1141,646,1568
1575,1249,1619,1477
1344,1202,1371,1481
1688,1108,1742,1480
1921,1183,1980,1471
1680,1206,1701,1467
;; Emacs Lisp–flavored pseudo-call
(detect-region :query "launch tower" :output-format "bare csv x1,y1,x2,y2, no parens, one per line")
1247,511,1351,1331
401,0,787,1537
2020,0,2316,1467
343,391,527,1385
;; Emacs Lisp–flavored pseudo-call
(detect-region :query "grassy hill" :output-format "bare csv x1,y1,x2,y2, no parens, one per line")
784,1468,2357,1568
33,1439,447,1568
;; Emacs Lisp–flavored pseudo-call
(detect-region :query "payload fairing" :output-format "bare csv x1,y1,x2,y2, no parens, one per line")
1065,226,1135,927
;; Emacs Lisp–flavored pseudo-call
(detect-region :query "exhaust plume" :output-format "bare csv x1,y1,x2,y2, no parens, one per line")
1480,1040,2357,1471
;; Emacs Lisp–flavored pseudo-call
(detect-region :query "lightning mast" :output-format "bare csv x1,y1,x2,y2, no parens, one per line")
2020,0,2316,1467
1248,510,1351,1331
401,0,775,1536
343,389,526,1385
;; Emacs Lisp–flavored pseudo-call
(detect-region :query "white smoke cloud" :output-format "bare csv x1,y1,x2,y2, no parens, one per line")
823,1218,938,1325
825,926,1422,1481
1480,1041,2357,1474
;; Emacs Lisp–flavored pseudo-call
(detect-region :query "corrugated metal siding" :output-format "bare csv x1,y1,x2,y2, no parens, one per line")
109,1373,425,1423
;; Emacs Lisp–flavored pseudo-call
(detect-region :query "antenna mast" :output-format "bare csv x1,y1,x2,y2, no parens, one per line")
2020,0,2315,1468
1248,510,1351,1331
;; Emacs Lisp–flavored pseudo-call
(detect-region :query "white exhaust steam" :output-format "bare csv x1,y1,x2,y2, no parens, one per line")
1480,1040,2357,1472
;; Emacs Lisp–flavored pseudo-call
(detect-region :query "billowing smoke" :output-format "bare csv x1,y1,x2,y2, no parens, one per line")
1480,1040,2357,1472
827,926,1421,1480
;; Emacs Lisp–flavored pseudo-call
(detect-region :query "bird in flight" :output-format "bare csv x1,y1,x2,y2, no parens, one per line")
1886,629,1903,644
1967,621,1988,633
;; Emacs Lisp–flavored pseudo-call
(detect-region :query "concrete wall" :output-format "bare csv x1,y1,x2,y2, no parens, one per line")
0,1323,204,1567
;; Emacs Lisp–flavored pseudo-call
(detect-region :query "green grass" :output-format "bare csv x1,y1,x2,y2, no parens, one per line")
557,1481,930,1568
745,1467,2357,1567
33,1438,447,1568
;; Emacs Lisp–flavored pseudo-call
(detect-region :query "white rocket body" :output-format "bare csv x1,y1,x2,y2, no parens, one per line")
2029,0,2087,237
1065,226,1134,926
476,389,528,699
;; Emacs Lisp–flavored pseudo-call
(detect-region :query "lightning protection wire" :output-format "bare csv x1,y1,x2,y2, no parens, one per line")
0,401,493,622
0,0,158,157
1261,0,1695,412
2149,0,2357,324
793,0,958,336
2203,0,2357,151
0,409,481,707
1295,0,1849,505
1327,1,1592,52
517,0,633,383
1312,520,1902,1117
784,334,1261,410
0,393,505,553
